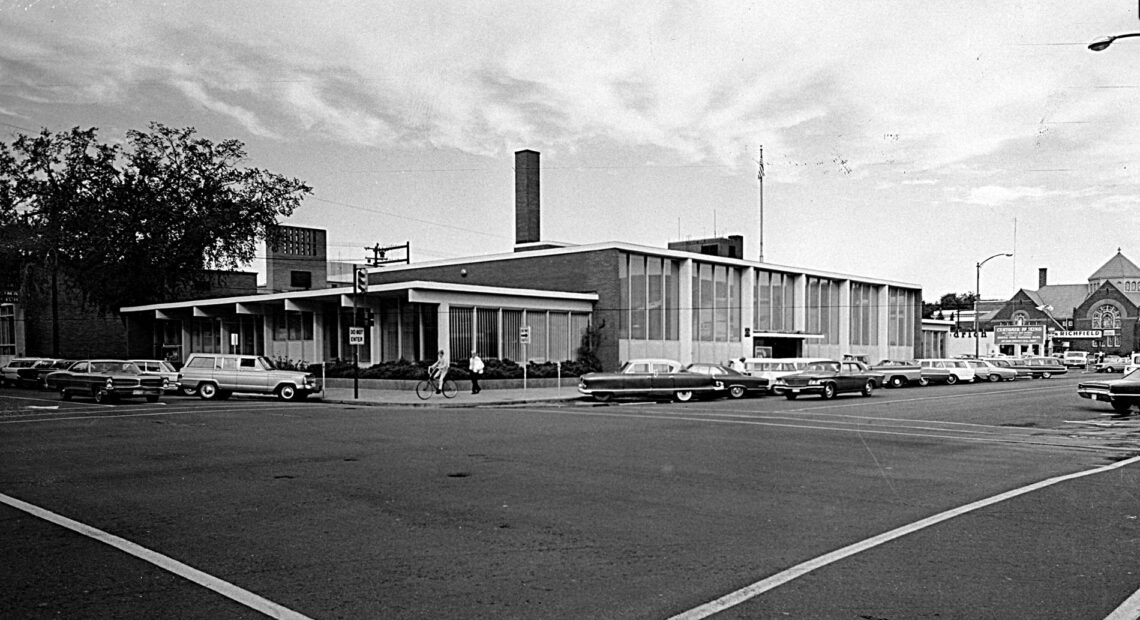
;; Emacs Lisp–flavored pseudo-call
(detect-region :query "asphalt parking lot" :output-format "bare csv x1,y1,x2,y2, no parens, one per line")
4,373,1140,619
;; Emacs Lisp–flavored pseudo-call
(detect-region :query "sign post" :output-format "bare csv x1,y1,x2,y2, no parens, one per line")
353,266,368,399
520,325,531,390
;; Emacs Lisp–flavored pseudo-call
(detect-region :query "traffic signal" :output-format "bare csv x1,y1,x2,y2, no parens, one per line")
355,267,368,295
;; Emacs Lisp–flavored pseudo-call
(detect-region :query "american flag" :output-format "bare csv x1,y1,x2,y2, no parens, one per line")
757,147,765,180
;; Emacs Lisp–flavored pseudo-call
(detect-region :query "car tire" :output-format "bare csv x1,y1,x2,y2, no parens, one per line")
145,395,160,403
988,373,999,383
277,384,298,401
178,386,197,396
728,385,746,399
821,383,836,400
592,392,613,403
1042,372,1052,379
889,376,905,389
918,377,930,387
59,388,71,401
1112,401,1133,414
198,383,219,400
94,390,109,404
784,393,798,400
861,380,874,397
946,374,958,385
673,390,694,402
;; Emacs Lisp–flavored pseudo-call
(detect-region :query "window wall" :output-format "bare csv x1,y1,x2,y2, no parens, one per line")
805,276,840,344
755,271,795,333
451,307,590,364
0,304,14,356
849,282,879,346
888,288,918,347
619,253,681,341
692,262,741,342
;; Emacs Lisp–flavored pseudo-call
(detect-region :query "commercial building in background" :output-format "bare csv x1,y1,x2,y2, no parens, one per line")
108,149,923,369
978,250,1140,357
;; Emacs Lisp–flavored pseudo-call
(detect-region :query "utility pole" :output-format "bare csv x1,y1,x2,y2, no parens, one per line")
365,242,410,267
756,146,765,263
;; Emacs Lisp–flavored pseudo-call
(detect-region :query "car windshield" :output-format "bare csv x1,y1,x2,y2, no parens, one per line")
91,361,141,374
804,362,840,372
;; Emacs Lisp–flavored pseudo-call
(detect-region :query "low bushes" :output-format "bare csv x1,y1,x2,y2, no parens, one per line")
306,357,600,381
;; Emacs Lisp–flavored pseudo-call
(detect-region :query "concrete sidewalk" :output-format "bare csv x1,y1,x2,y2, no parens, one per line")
320,383,585,407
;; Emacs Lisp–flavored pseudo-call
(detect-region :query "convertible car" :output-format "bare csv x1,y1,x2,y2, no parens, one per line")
46,360,166,404
772,360,884,400
1077,370,1140,414
577,358,725,402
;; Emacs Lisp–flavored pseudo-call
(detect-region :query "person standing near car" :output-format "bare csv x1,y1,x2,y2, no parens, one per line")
469,349,484,394
429,349,449,393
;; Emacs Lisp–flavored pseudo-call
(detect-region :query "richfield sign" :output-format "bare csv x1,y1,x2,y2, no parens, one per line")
994,325,1047,345
1052,330,1103,339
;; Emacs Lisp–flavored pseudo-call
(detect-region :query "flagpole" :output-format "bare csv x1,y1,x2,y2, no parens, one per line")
757,146,765,263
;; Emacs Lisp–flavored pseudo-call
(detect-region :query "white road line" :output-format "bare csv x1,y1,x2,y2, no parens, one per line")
0,492,314,620
668,454,1140,620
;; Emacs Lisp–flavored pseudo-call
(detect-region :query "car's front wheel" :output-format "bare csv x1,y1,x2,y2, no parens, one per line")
988,373,999,383
820,383,837,400
728,385,746,399
784,392,798,400
198,383,219,400
889,376,905,389
592,392,612,403
946,374,958,385
861,380,874,396
59,388,71,401
1041,372,1053,379
1112,400,1133,414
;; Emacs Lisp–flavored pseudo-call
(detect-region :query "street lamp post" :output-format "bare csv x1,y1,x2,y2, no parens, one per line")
975,252,1013,358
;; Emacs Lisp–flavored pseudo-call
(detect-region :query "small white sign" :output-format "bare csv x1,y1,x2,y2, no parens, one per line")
349,327,365,345
520,325,531,344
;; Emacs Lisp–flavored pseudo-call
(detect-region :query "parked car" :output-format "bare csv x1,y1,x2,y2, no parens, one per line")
45,360,165,404
1126,353,1140,375
917,359,976,385
742,358,829,392
983,357,1033,380
916,363,954,385
577,358,726,402
14,358,72,389
684,363,768,399
869,359,925,388
1095,355,1128,373
966,359,1018,383
1008,357,1068,379
1,357,49,387
1077,369,1140,414
771,360,883,400
1061,351,1090,369
178,353,322,401
129,359,181,392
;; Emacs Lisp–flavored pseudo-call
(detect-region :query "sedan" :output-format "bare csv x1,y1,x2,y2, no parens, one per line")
1078,369,1140,414
684,363,769,399
577,358,724,403
46,360,166,404
966,359,1017,382
1096,355,1128,373
772,360,883,400
16,358,73,389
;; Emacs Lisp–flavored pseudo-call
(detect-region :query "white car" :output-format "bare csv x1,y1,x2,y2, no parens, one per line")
0,358,50,387
966,359,1017,382
1061,351,1090,369
742,358,830,392
129,359,181,393
918,359,976,384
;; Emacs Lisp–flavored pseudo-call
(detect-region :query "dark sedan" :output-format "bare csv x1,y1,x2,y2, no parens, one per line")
577,358,724,403
772,360,884,400
16,358,73,389
684,363,769,398
1078,370,1140,414
46,360,166,404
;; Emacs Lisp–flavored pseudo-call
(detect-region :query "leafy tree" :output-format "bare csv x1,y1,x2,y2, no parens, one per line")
922,292,978,319
0,123,312,313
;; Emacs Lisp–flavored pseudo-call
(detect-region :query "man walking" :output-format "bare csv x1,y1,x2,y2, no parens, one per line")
469,349,484,394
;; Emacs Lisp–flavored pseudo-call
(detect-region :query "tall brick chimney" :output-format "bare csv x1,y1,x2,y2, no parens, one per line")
515,150,540,246
1038,267,1048,288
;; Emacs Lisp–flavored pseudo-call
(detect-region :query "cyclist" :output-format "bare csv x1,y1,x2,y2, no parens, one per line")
428,349,449,393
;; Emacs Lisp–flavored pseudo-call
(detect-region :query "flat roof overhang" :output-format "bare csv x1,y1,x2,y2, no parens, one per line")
751,332,825,340
120,280,598,319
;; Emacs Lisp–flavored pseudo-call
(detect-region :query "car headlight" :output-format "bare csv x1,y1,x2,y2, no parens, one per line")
808,379,821,386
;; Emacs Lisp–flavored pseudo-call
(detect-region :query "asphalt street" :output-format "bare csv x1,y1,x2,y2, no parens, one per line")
3,372,1140,619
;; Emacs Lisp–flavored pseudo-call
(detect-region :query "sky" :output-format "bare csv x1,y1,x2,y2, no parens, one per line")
1,0,1139,303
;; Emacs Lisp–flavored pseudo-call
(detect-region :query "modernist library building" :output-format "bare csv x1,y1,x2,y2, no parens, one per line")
118,151,923,370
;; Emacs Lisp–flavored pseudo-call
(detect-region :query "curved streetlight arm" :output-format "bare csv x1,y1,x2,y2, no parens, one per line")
975,252,1013,358
1089,32,1140,52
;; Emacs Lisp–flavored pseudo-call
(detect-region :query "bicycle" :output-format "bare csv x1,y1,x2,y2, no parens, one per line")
416,371,457,400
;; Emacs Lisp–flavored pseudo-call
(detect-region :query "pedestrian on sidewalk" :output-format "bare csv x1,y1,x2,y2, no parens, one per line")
469,349,484,394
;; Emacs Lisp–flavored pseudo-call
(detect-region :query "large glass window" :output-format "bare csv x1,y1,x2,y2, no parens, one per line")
502,309,523,362
621,253,681,342
755,271,795,333
449,307,473,361
476,308,498,358
692,262,742,342
0,305,14,356
888,288,917,347
849,282,879,346
805,276,839,344
271,310,313,341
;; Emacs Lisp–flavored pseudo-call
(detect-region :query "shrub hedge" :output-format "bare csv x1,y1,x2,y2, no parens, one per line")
304,357,601,381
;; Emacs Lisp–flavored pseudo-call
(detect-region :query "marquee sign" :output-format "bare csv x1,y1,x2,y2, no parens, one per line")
1051,330,1102,339
994,325,1046,345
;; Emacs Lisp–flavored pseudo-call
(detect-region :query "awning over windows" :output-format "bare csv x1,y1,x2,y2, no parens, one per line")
750,332,825,339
